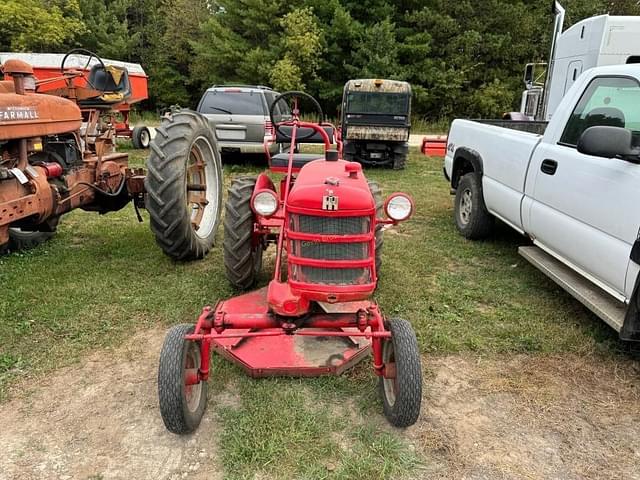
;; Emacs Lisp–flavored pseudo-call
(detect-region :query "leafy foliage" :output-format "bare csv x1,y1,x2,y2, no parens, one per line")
1,0,639,118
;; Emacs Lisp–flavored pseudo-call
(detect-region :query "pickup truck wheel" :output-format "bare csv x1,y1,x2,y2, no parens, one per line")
454,173,494,239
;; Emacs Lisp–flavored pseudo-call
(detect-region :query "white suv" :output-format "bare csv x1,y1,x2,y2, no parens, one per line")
196,85,287,156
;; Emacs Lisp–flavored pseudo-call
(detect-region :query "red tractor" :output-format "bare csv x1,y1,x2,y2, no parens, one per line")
158,92,422,433
0,50,222,258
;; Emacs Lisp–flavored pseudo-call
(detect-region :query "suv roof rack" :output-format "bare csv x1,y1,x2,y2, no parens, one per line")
211,84,273,90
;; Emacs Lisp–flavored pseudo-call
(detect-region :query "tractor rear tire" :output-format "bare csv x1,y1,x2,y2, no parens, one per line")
145,109,223,260
223,176,263,289
454,173,494,240
379,318,422,428
158,324,208,434
392,143,409,170
368,180,383,275
132,126,151,149
1,217,60,254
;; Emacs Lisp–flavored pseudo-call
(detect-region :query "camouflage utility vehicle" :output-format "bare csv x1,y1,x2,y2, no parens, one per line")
341,79,411,169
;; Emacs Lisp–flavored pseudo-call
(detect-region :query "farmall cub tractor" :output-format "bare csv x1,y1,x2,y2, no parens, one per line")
0,49,222,258
158,92,422,433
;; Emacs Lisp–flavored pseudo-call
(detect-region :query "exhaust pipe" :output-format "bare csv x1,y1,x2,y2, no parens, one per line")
539,1,566,121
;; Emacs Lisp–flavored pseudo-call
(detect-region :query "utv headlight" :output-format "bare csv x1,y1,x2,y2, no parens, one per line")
252,190,278,217
385,194,413,222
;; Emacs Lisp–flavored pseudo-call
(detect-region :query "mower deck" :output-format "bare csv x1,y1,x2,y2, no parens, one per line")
201,287,374,377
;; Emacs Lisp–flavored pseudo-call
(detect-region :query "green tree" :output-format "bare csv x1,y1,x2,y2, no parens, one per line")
0,0,85,51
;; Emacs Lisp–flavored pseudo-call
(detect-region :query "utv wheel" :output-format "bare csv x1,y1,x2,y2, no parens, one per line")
223,176,263,289
132,126,151,149
1,217,60,254
145,110,223,260
454,173,494,239
368,180,383,275
392,143,409,170
158,324,208,434
379,318,422,428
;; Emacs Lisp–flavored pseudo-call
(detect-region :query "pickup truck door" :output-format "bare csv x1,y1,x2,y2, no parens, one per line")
526,75,640,299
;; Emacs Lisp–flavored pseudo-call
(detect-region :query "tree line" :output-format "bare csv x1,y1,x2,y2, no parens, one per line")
2,0,639,120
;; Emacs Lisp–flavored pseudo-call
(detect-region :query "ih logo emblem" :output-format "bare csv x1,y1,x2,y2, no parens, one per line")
322,191,339,211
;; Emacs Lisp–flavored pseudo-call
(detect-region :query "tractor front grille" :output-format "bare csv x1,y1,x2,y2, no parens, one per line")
288,214,373,286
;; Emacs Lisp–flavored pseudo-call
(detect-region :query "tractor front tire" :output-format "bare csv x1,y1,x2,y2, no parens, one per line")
454,173,494,240
368,180,384,275
223,176,263,289
1,217,60,254
379,318,422,428
145,110,223,260
158,324,208,434
132,126,151,149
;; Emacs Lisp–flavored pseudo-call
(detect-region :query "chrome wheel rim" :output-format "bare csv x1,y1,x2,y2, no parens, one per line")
459,188,473,225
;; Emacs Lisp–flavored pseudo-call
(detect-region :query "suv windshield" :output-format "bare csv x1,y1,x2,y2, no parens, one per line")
346,92,409,116
200,91,265,115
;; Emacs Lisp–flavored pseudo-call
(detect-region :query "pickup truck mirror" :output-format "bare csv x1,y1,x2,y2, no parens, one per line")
577,126,640,162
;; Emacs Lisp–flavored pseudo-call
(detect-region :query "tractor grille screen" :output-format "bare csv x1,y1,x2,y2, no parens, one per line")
289,214,371,285
290,214,370,235
291,241,369,260
291,265,371,285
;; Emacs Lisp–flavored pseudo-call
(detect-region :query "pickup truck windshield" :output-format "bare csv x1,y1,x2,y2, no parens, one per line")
199,91,265,115
561,76,640,146
346,92,409,116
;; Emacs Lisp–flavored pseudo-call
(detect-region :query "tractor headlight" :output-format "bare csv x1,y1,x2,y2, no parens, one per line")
385,194,413,222
252,190,278,217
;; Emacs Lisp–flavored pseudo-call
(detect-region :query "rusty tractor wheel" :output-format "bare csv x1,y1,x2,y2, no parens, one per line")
368,180,383,275
1,217,60,254
223,176,263,289
145,109,223,260
379,318,422,428
158,324,208,434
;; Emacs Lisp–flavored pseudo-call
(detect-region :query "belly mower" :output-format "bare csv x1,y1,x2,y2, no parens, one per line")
158,91,422,434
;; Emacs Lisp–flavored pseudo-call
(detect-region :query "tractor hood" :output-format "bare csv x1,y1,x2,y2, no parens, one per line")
0,93,82,141
287,159,375,212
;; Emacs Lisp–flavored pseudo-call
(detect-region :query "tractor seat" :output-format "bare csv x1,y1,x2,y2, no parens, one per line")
78,64,131,107
271,153,322,169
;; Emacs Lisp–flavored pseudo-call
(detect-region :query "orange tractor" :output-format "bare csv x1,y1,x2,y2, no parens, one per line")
0,50,222,257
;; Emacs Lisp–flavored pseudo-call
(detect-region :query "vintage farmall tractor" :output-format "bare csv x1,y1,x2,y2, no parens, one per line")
158,92,422,434
0,49,222,258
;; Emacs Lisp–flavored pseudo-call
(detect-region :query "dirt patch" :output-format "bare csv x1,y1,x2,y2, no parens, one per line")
409,354,640,479
0,329,223,480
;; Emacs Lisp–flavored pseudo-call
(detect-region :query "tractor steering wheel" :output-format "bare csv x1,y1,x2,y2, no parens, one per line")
269,91,325,141
60,48,106,92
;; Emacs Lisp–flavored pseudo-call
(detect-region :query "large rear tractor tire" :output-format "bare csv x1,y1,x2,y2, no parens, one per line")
145,109,223,260
368,180,384,275
454,173,494,240
223,176,263,289
158,324,208,434
379,318,422,428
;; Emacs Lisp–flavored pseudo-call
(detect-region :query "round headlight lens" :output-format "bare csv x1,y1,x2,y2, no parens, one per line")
386,194,413,221
252,191,278,216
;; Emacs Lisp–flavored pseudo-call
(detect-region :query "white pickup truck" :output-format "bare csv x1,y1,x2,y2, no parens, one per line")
444,64,640,341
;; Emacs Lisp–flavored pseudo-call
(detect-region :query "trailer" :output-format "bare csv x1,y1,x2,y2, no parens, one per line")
0,52,152,148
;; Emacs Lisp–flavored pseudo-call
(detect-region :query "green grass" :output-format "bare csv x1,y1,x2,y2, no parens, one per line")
0,149,623,478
